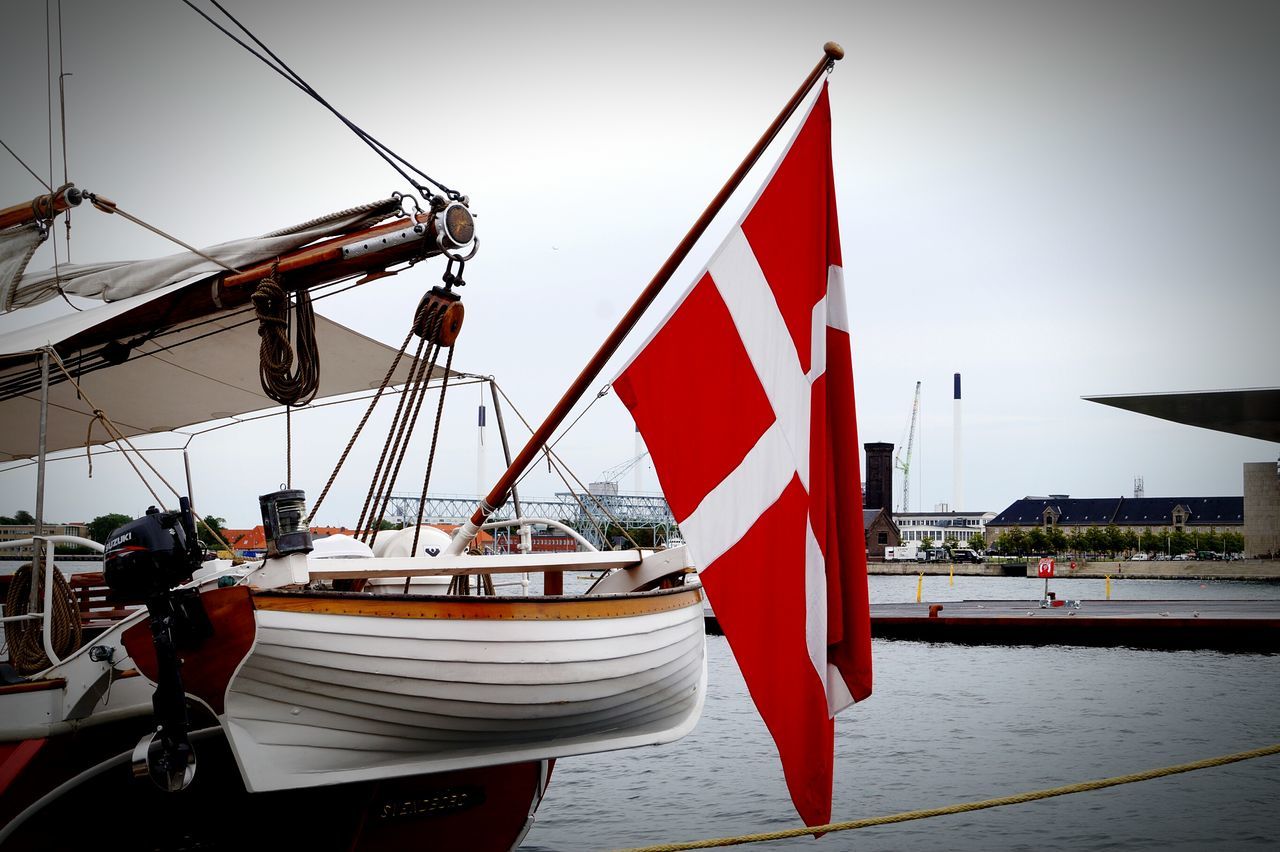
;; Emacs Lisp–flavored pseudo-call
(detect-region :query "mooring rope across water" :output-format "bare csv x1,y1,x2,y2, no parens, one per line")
612,743,1280,851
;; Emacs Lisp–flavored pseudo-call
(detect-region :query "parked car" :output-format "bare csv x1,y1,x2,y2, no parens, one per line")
950,548,984,563
1128,553,1149,561
1172,553,1193,561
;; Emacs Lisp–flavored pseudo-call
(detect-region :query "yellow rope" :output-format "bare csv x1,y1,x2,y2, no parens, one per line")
612,742,1280,852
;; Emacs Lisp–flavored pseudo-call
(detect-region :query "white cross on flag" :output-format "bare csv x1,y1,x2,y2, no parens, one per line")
614,83,871,827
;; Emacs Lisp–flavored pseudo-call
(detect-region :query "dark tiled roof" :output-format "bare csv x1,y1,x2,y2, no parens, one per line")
990,496,1243,527
863,508,901,535
989,498,1120,526
1111,497,1243,525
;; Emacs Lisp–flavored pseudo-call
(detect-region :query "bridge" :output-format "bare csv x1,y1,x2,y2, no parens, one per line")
385,491,679,550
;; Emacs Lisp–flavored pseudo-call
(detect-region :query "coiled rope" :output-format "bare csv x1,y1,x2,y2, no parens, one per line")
3,562,82,675
251,271,319,406
612,742,1280,852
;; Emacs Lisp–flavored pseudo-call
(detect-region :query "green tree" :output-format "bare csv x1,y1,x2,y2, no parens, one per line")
1201,528,1222,554
942,535,960,553
14,510,34,525
1136,527,1155,554
1103,524,1125,555
1026,528,1048,554
1222,531,1244,555
1170,529,1193,555
198,515,228,548
920,536,935,551
1005,528,1027,556
87,513,134,544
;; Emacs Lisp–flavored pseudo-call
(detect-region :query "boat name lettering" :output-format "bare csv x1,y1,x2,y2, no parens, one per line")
377,785,483,820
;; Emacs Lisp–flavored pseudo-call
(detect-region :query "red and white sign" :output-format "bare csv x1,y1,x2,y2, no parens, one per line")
615,83,869,829
1038,557,1056,578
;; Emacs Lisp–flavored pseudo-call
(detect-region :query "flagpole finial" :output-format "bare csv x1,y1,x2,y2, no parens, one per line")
824,42,845,61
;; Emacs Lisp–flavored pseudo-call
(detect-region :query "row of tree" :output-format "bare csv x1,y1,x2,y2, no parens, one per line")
4,508,230,553
986,525,1244,557
85,513,229,549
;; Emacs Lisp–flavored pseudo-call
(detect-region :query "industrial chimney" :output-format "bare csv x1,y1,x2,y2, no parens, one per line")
953,372,963,512
864,442,894,511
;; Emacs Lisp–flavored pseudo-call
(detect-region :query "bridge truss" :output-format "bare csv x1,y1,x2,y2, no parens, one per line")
387,492,679,550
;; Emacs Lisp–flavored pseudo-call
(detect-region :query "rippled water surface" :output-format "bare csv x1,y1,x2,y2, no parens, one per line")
522,576,1280,851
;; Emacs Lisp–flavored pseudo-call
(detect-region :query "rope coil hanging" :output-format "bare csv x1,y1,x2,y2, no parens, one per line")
251,270,319,406
3,563,82,675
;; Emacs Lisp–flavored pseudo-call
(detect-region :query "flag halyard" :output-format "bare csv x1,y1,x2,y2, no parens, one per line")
614,83,870,828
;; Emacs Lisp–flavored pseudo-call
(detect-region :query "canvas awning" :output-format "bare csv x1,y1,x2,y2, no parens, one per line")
0,281,445,461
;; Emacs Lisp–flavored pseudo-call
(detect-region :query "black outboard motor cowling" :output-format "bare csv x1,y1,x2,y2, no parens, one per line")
104,500,202,602
103,497,209,792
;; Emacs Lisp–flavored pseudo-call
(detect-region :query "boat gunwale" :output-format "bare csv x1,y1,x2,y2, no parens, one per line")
249,583,704,620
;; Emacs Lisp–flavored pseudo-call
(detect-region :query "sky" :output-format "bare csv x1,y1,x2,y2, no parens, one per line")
2,0,1277,529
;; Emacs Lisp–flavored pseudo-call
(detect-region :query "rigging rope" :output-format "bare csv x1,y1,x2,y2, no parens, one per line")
3,562,82,675
1,139,51,190
251,271,320,407
611,743,1280,852
83,192,242,272
306,324,417,524
409,342,457,555
490,381,640,549
45,350,235,554
181,0,460,203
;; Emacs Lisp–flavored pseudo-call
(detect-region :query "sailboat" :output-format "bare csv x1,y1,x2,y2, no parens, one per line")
0,179,708,848
1,3,854,844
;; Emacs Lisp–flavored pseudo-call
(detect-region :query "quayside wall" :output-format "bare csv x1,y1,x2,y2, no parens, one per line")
866,559,1280,580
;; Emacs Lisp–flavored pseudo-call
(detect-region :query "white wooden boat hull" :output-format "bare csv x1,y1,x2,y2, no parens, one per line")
222,585,706,791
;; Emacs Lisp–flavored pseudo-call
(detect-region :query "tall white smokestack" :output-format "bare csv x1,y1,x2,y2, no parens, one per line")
477,400,487,496
953,372,963,512
634,424,644,494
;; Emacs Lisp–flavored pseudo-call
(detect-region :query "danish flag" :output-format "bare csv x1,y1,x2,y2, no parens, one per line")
614,83,870,827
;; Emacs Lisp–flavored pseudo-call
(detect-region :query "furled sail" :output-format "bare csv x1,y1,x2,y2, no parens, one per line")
0,223,47,311
2,197,401,312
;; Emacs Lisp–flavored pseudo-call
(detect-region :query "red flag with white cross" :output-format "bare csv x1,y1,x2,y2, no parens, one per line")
614,83,870,827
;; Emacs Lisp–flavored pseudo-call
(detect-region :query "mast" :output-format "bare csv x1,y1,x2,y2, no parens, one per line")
446,43,846,555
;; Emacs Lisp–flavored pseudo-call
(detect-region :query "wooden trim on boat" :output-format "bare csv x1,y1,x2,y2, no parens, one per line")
122,585,256,714
0,678,66,696
251,586,703,621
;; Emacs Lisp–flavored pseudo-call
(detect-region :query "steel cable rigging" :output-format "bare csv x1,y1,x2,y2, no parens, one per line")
180,0,461,204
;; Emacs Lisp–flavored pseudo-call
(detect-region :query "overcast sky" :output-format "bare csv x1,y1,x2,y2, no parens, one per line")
2,0,1277,528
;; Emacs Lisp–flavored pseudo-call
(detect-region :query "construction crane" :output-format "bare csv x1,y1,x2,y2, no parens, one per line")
894,381,921,513
589,451,651,495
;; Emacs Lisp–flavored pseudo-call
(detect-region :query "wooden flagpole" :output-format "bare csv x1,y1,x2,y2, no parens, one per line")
447,43,845,558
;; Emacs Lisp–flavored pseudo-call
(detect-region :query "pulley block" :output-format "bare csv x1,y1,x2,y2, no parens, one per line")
414,286,465,347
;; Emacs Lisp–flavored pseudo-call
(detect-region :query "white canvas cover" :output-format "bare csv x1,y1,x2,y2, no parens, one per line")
0,287,445,461
0,224,46,310
3,199,398,311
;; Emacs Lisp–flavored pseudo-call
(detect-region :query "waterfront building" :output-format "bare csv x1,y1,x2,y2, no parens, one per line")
984,495,1243,549
892,510,994,547
863,508,901,558
1244,463,1280,558
0,523,88,556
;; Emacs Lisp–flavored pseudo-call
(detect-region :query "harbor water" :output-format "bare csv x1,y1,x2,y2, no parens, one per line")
523,575,1280,850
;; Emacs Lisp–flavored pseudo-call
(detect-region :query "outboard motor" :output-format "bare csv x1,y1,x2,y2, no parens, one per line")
104,496,210,792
